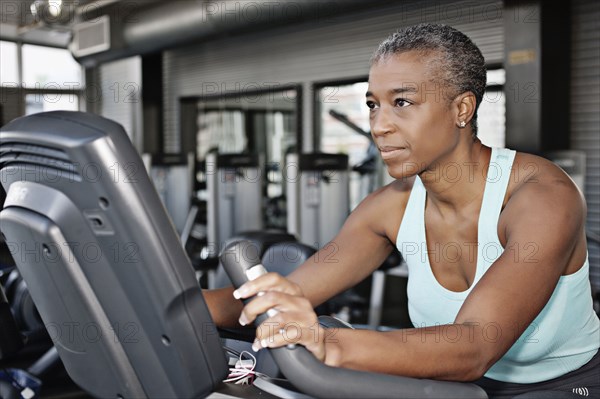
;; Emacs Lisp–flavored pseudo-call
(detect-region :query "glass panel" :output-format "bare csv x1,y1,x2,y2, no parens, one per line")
319,82,370,162
196,110,246,157
195,89,297,229
319,82,373,210
478,89,506,148
25,93,79,115
0,41,18,85
260,111,295,229
487,68,506,86
22,44,82,89
479,67,507,148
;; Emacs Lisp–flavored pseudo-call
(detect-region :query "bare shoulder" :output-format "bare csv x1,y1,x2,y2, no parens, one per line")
348,176,416,241
508,152,585,210
500,152,587,260
358,176,415,214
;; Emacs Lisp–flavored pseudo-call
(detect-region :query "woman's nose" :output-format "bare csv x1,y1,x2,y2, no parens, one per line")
370,107,394,137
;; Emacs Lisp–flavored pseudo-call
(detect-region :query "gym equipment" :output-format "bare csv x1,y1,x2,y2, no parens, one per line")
3,268,45,333
220,240,487,398
181,197,207,252
219,240,319,381
1,266,62,396
261,241,317,276
286,153,349,248
211,231,298,289
206,153,263,256
0,276,23,359
0,368,41,399
180,152,269,289
0,111,227,398
180,197,217,288
329,109,379,205
0,111,487,398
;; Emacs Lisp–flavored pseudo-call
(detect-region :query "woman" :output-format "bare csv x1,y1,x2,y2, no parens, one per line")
205,24,599,398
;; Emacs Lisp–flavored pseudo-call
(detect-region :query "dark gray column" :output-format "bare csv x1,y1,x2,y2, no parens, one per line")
503,0,571,153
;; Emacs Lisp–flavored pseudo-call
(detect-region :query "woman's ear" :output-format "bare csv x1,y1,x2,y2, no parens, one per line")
455,92,477,127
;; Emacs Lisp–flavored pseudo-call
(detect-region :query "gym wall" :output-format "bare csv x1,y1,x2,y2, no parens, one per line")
162,0,504,155
97,56,143,151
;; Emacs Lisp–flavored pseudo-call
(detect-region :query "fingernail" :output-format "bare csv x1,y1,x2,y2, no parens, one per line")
260,338,269,348
233,286,249,299
251,339,261,352
238,314,248,326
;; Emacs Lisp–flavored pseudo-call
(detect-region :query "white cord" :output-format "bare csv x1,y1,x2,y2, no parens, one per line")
223,350,259,385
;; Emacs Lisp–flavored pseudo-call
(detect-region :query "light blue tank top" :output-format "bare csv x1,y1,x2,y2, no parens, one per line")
396,147,600,383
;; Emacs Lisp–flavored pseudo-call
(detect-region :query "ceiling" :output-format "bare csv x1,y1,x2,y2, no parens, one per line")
1,1,393,63
0,0,144,48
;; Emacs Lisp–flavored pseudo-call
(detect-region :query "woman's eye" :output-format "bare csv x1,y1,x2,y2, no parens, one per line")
395,98,411,107
366,101,377,109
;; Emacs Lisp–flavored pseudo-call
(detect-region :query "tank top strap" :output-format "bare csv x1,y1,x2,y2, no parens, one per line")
478,147,517,242
396,176,426,253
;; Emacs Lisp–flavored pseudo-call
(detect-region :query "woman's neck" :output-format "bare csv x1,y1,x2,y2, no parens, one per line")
419,138,490,217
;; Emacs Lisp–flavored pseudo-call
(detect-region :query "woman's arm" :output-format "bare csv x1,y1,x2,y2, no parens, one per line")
203,286,242,328
205,182,405,328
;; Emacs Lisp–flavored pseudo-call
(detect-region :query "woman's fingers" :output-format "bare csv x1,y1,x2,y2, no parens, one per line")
231,272,327,361
253,311,326,362
238,290,312,326
233,272,303,300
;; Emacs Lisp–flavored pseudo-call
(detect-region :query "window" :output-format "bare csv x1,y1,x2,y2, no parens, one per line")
318,81,374,210
0,41,18,84
25,92,79,115
22,44,82,89
193,88,298,229
0,41,84,123
197,110,247,158
319,82,370,165
478,69,506,148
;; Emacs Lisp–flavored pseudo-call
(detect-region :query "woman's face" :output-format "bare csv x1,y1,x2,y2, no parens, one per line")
367,51,460,180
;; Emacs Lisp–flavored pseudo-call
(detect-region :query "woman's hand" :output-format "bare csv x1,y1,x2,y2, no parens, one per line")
233,272,327,362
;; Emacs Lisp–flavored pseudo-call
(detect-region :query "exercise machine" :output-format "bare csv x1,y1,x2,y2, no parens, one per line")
0,112,226,397
206,152,263,256
285,153,349,249
328,109,379,206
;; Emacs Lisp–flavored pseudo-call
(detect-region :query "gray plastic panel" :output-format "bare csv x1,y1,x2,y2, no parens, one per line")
0,111,228,398
1,207,146,397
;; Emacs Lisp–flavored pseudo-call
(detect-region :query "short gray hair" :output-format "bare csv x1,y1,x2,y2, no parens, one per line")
371,24,486,134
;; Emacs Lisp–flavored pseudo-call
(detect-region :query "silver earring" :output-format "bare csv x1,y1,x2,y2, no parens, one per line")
459,121,466,128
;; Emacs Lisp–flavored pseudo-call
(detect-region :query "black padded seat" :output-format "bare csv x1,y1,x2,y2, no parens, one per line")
222,231,297,257
261,241,316,277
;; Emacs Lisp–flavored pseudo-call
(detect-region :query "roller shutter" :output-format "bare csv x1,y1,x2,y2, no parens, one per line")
571,0,600,289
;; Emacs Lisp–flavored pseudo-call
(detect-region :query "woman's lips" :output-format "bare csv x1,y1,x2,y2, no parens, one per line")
379,146,407,160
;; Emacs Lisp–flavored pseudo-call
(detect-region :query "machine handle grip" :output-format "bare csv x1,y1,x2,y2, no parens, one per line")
219,241,277,324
